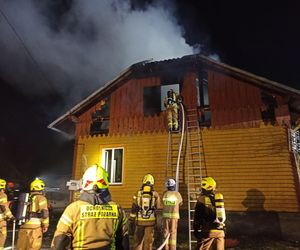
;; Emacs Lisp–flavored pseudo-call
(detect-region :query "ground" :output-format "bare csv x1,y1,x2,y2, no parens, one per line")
4,212,300,249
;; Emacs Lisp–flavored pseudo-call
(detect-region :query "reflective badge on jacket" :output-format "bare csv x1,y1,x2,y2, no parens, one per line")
80,204,118,219
163,197,177,206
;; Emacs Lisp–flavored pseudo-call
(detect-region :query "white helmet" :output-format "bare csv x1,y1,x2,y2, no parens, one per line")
82,164,109,191
165,178,176,188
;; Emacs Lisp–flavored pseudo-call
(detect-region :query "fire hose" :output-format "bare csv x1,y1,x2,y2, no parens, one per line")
157,233,170,250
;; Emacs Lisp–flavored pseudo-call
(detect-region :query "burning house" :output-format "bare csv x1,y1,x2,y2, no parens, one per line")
49,54,300,242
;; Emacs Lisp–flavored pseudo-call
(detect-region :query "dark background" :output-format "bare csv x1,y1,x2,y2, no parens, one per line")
0,0,300,185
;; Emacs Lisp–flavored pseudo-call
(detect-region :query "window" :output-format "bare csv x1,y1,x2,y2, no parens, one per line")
102,148,124,184
197,70,211,126
143,86,161,116
90,97,110,135
198,71,209,107
261,92,277,124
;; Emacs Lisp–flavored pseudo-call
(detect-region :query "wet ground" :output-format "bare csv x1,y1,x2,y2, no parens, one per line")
5,212,300,249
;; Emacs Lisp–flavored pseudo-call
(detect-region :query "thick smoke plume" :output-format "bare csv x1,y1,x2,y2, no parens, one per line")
0,0,196,109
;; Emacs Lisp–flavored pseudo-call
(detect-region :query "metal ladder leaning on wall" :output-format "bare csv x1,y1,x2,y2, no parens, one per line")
186,108,204,250
165,103,185,186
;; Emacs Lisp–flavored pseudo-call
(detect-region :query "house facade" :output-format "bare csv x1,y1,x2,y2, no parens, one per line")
49,54,300,240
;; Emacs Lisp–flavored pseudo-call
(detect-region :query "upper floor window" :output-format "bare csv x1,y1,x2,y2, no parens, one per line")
90,97,110,135
197,70,211,126
143,86,161,116
261,92,277,124
101,147,123,184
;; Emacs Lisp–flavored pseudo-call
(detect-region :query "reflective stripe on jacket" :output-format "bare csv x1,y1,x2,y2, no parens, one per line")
20,192,49,229
162,191,183,219
52,200,128,249
130,190,161,226
0,192,13,222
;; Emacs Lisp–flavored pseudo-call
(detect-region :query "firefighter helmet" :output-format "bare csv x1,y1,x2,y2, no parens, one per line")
30,178,45,191
0,179,6,189
165,178,176,188
201,177,216,191
82,164,109,191
142,174,154,185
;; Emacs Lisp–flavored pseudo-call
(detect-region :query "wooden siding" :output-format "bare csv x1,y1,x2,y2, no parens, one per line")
74,125,299,212
208,70,263,127
75,132,168,208
207,70,291,127
181,72,198,109
201,124,299,212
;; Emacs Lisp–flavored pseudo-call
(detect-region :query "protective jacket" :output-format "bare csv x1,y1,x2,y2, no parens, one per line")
0,191,13,222
193,192,225,238
164,91,182,131
162,190,183,219
162,190,183,250
51,190,128,250
130,188,161,226
16,191,49,250
19,191,49,230
0,191,13,248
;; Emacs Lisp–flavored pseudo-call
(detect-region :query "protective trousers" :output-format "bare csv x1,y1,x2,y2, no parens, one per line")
196,231,225,250
166,103,178,131
133,225,154,250
0,224,7,249
163,218,178,250
17,227,43,250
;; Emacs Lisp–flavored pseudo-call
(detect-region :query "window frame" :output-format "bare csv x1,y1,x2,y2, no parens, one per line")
101,147,124,185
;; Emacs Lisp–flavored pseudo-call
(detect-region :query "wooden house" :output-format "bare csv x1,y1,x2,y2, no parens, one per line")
49,54,300,240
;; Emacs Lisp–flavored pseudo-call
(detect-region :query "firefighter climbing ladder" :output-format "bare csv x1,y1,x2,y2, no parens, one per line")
186,108,204,250
165,103,185,188
165,105,204,250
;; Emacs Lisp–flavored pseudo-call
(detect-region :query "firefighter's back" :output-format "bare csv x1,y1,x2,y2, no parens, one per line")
54,199,125,249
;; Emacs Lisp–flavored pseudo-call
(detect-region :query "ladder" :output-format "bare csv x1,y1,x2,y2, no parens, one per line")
186,108,204,250
165,103,185,187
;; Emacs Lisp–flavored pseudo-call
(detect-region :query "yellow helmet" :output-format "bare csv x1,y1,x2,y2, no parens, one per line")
201,177,216,191
0,179,6,189
82,164,109,191
30,178,45,191
142,174,154,185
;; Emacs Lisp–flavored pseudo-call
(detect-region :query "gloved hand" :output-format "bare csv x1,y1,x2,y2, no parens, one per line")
42,227,48,233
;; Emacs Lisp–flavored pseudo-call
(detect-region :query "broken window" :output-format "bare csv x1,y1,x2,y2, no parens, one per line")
143,86,161,116
197,70,211,126
102,147,123,184
261,92,277,124
90,97,110,135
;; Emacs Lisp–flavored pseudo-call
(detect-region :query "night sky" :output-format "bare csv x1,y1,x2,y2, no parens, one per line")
0,0,300,185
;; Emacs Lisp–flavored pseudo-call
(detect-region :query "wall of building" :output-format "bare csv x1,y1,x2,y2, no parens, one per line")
73,124,299,212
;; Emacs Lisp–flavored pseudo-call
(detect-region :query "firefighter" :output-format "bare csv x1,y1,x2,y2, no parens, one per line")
193,177,226,250
164,89,182,131
162,178,183,250
129,174,161,250
16,178,49,250
0,178,15,249
51,164,129,249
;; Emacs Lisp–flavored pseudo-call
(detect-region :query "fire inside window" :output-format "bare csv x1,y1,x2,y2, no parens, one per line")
102,148,123,184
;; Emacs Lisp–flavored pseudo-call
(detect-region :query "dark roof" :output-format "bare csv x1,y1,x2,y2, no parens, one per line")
48,54,300,134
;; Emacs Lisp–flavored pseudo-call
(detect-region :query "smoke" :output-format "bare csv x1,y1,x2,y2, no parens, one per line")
0,0,197,109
